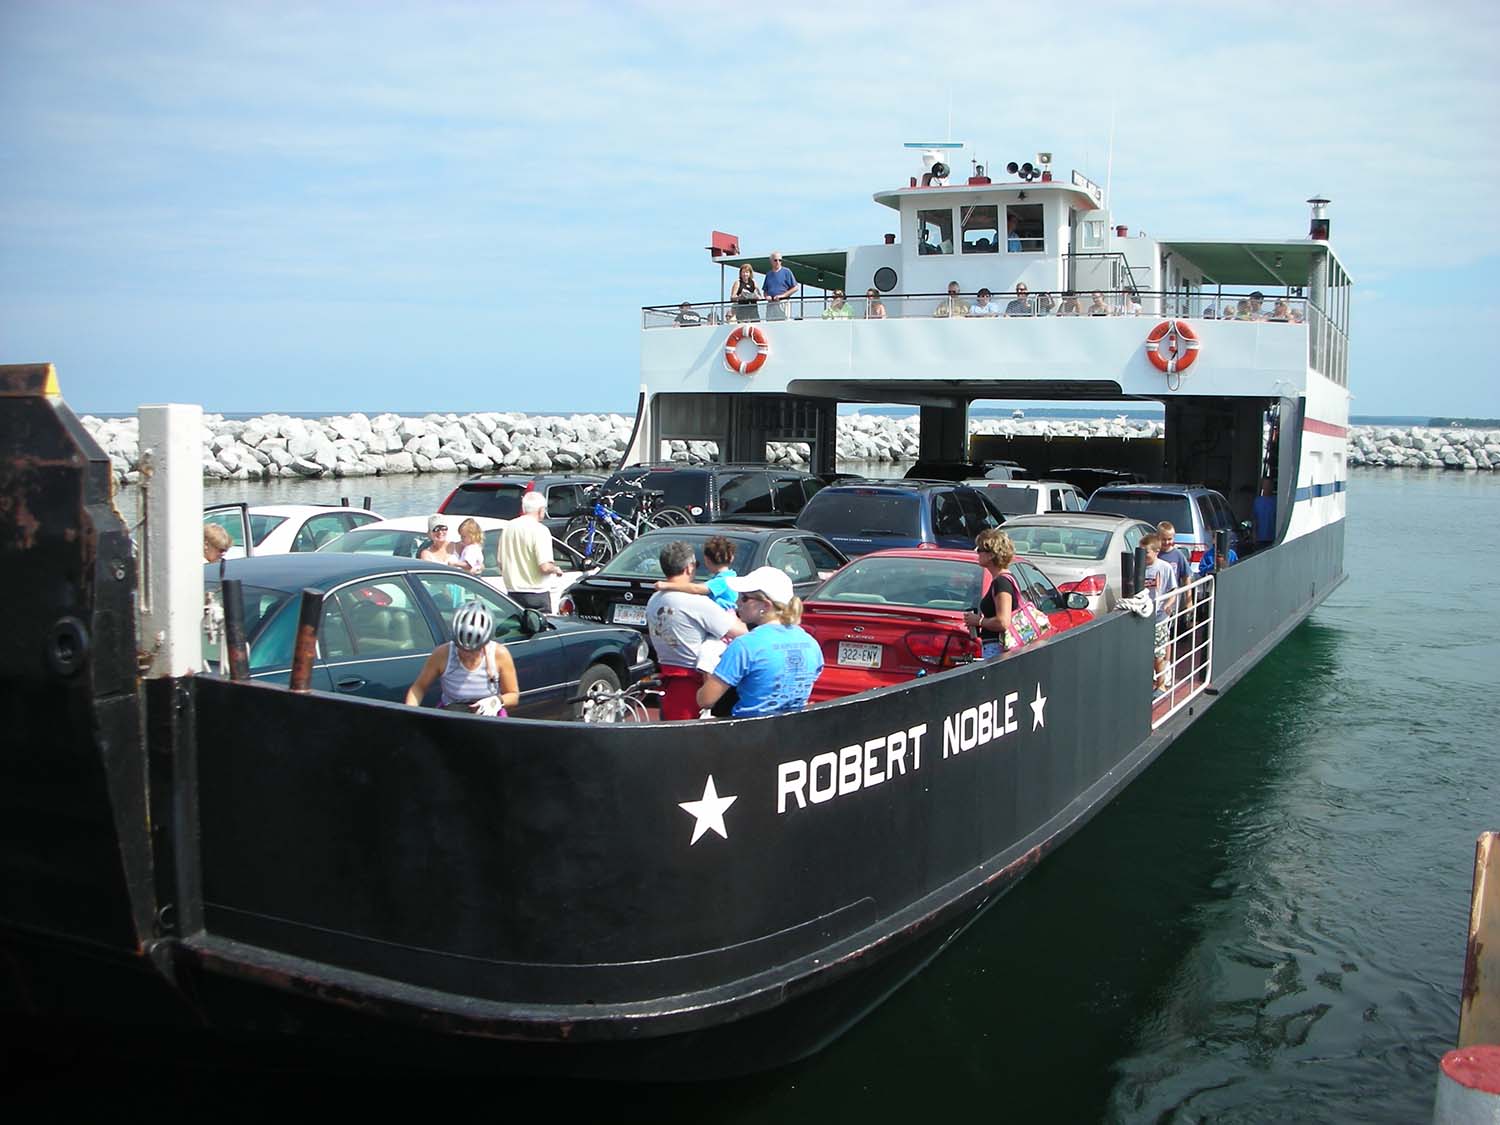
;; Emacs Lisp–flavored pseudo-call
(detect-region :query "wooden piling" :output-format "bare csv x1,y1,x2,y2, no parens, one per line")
1460,831,1499,1048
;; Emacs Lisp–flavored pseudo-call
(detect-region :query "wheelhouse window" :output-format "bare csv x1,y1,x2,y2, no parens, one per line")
917,208,955,255
1006,204,1044,253
960,205,999,254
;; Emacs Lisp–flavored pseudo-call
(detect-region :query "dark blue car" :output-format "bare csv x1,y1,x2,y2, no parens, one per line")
793,481,1005,557
204,555,652,719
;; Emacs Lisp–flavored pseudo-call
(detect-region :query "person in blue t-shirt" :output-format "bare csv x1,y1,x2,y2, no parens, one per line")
763,251,799,320
697,566,823,718
1196,545,1239,577
1253,478,1277,549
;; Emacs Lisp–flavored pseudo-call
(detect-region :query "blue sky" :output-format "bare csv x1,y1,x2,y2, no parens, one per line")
3,1,1497,417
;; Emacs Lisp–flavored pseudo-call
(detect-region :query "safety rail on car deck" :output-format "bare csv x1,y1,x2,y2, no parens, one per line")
1152,571,1215,729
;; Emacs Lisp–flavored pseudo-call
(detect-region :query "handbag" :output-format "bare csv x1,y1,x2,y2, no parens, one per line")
1007,592,1053,648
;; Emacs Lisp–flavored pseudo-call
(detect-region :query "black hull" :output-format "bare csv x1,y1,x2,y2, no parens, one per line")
0,374,1346,1078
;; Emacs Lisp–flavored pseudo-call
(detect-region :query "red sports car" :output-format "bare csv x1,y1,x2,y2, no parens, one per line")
801,548,1094,702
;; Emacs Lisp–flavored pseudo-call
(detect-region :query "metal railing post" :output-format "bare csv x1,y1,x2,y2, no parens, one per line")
287,588,323,693
220,578,250,682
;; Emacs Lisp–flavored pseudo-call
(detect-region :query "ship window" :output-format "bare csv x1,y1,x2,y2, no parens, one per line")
961,205,998,254
917,209,954,255
1080,219,1105,251
872,267,897,292
1006,204,1045,253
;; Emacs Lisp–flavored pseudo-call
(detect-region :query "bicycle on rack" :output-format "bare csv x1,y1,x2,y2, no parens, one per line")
575,675,665,723
562,487,694,567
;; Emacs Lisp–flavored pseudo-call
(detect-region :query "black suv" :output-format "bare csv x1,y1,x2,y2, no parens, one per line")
438,472,604,537
794,480,1005,557
599,464,826,528
904,459,1030,482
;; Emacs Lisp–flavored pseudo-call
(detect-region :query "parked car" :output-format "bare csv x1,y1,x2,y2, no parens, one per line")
437,472,605,537
965,479,1085,516
599,464,826,527
203,503,385,560
800,548,1093,702
794,481,1005,557
1084,484,1241,564
999,513,1159,614
904,459,1030,482
559,525,848,632
314,515,586,613
1047,467,1148,499
202,555,651,719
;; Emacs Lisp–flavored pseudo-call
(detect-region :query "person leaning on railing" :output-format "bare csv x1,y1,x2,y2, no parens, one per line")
731,262,761,323
674,301,703,327
763,251,799,319
934,280,968,318
821,290,853,319
1057,292,1082,316
864,288,888,319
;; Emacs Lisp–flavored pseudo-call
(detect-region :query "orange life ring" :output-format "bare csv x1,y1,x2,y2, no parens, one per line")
1144,319,1200,374
724,325,770,375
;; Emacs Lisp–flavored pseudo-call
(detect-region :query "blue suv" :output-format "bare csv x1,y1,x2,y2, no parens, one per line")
794,481,1004,557
1083,484,1242,565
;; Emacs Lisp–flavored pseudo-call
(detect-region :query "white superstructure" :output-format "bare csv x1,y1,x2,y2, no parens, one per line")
634,145,1351,544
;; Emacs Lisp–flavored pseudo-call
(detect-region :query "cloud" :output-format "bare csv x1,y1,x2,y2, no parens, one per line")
2,0,1499,412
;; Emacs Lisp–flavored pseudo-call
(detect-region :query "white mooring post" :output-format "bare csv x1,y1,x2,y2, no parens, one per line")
138,404,205,678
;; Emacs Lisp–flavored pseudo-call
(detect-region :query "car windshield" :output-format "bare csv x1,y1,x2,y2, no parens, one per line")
983,485,1040,515
443,484,525,519
225,513,285,546
812,557,983,610
602,535,755,578
1086,491,1193,532
1003,525,1113,561
319,529,425,557
798,492,921,538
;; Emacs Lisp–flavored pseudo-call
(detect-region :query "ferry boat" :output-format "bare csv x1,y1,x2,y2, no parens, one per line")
0,145,1349,1079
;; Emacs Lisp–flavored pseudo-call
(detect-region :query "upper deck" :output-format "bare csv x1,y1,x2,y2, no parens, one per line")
640,147,1351,404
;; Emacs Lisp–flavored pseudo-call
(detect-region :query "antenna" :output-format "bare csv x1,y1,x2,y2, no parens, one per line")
946,87,953,142
1105,103,1117,208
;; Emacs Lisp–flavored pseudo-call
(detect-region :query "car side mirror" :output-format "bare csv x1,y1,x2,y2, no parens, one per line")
1065,592,1090,611
520,609,547,635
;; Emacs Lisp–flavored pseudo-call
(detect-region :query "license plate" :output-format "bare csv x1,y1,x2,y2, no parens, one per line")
613,603,648,626
837,641,881,668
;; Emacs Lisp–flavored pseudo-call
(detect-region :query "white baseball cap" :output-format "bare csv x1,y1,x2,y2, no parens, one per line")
724,566,794,606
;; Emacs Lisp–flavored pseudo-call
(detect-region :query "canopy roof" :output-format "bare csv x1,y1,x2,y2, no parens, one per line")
1160,239,1351,287
717,250,847,291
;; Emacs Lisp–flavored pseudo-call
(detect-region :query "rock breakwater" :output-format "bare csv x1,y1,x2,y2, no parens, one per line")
78,413,1493,484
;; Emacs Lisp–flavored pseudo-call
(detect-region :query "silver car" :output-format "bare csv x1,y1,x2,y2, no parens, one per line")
1000,513,1158,614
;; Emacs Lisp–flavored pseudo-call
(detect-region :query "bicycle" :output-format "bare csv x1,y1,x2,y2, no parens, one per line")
575,676,665,723
562,488,694,567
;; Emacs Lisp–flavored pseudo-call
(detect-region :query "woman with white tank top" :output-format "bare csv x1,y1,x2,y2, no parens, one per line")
404,601,519,716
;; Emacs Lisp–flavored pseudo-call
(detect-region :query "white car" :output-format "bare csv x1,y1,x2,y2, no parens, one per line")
203,503,385,560
999,512,1159,614
963,479,1085,517
314,515,583,614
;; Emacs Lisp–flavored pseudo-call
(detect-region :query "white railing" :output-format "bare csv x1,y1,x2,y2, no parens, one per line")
1152,571,1215,728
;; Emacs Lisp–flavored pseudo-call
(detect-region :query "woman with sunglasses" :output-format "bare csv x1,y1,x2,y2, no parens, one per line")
731,262,761,323
418,514,462,566
696,567,823,718
964,529,1023,658
864,288,887,319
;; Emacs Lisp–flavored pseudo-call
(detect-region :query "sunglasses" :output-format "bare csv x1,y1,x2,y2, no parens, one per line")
431,525,448,533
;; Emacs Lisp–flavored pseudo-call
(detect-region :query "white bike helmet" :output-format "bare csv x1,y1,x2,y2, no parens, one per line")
451,600,495,651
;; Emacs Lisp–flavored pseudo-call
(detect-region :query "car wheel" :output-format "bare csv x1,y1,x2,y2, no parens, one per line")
564,519,616,567
575,663,622,722
646,506,696,528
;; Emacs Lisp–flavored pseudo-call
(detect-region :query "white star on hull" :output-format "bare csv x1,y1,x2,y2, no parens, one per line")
1031,683,1048,730
679,775,737,845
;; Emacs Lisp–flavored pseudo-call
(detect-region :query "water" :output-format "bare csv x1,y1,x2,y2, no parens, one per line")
19,469,1500,1120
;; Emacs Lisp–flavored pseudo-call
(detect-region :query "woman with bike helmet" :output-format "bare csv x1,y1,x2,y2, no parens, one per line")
404,600,519,716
